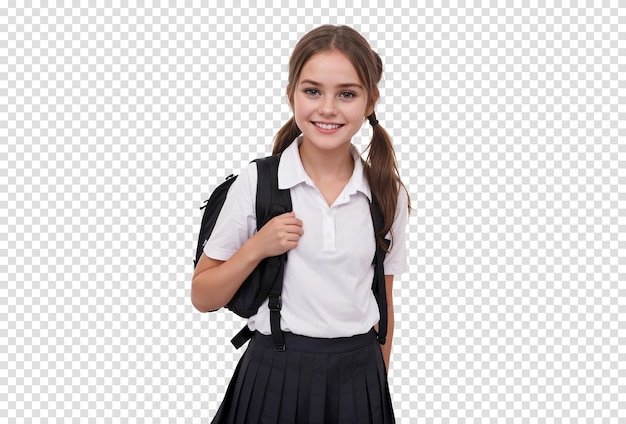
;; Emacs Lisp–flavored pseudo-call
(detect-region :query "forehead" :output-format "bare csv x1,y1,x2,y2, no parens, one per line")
298,50,362,87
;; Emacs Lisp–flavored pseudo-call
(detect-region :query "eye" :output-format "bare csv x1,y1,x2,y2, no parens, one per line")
340,91,356,99
304,88,320,96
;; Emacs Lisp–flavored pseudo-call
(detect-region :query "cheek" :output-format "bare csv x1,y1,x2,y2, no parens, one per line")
345,103,369,123
292,100,305,120
293,96,318,118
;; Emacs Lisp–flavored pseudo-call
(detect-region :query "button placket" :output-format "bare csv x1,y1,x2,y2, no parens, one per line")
321,207,336,252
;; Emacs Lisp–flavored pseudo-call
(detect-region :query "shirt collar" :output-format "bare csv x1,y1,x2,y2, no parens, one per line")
277,137,372,201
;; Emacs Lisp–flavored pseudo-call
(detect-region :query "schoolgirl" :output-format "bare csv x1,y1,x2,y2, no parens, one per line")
192,24,410,424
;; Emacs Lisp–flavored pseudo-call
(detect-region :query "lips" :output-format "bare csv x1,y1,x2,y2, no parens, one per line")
313,122,343,130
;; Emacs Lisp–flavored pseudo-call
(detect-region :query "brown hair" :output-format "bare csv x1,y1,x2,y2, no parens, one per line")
273,25,410,250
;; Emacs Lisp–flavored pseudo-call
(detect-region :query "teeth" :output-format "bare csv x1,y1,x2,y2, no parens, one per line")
315,122,341,130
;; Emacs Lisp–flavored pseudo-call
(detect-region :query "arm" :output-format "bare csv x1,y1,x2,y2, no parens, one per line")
379,186,409,372
191,212,303,313
191,241,261,313
380,275,395,373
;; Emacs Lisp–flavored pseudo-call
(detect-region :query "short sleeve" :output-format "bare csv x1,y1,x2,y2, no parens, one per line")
382,186,409,275
203,162,258,261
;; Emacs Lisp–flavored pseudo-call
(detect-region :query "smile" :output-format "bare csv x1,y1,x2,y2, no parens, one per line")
313,122,343,130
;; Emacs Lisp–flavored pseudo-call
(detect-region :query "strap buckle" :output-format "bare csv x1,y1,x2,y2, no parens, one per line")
231,326,254,349
268,295,282,312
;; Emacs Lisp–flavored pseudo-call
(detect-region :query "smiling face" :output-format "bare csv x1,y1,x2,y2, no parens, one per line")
290,49,375,154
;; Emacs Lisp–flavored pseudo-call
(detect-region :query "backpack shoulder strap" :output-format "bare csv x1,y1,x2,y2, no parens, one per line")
254,155,291,228
231,154,292,350
255,155,292,350
371,197,391,345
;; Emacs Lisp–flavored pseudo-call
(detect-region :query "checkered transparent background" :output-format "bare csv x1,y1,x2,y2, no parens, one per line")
1,2,624,423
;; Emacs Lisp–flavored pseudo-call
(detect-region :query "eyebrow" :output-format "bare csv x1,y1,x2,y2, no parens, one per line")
299,79,363,90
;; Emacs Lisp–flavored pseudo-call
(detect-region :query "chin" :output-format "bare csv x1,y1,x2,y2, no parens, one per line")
302,135,352,152
300,126,358,151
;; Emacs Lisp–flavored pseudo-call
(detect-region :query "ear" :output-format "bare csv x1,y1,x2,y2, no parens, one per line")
366,89,380,117
286,85,294,109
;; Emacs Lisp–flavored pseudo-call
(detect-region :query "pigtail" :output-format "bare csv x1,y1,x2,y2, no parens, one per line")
273,116,301,155
364,51,410,251
364,112,411,252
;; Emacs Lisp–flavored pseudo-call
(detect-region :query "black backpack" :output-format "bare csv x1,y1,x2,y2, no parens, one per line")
194,154,390,350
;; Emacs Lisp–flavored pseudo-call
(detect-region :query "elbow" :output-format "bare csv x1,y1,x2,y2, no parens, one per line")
191,257,234,312
191,293,220,314
191,296,210,313
191,292,209,313
191,278,213,313
191,276,225,313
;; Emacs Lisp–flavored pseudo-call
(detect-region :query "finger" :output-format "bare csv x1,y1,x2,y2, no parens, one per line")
280,217,303,227
272,220,303,232
282,223,304,235
283,238,300,249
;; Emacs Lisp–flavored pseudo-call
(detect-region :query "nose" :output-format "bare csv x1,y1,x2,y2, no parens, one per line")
319,96,337,116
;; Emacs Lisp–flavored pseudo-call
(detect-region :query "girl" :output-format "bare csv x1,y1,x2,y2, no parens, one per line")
192,24,410,424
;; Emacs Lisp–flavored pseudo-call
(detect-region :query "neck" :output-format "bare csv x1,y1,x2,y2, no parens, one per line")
298,140,354,183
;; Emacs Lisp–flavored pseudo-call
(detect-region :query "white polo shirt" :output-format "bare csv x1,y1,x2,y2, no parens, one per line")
205,137,408,338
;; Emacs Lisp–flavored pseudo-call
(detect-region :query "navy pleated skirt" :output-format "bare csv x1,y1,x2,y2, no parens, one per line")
211,329,395,424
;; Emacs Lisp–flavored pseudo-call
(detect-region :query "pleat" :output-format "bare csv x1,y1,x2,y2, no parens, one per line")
277,350,302,423
364,347,384,423
324,351,341,423
231,343,264,424
351,346,372,424
308,353,328,424
295,352,313,421
211,358,242,424
244,345,274,422
375,347,395,424
212,343,259,424
337,350,356,424
259,349,288,424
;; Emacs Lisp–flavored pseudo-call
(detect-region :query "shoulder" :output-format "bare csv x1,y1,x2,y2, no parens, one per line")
384,184,410,274
234,160,259,189
214,161,259,213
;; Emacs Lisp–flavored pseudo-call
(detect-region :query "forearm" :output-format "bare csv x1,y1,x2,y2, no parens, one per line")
380,274,395,373
191,238,262,312
381,304,394,373
191,212,303,313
